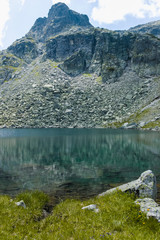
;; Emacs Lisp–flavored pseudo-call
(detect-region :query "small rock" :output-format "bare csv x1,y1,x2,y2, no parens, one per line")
82,204,99,213
126,94,132,100
122,122,138,129
139,121,146,127
122,122,128,127
65,109,72,113
16,200,26,208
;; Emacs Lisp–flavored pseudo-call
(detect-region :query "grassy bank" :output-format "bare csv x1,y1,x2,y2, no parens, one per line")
0,190,159,240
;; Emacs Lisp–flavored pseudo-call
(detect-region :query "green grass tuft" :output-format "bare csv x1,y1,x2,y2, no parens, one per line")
96,76,102,84
0,190,159,239
83,73,92,77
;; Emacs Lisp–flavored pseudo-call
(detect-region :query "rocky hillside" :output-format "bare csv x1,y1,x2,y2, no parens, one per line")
0,2,160,130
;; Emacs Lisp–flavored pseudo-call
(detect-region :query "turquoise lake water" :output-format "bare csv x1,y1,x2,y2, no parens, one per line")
0,128,160,200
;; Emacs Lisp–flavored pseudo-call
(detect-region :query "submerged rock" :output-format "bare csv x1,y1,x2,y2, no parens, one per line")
99,170,157,200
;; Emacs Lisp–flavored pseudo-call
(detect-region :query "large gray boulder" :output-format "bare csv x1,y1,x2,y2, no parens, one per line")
99,170,157,200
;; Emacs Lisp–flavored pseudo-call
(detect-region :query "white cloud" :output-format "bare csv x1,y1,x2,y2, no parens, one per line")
88,0,97,3
52,0,71,5
0,0,10,47
91,0,160,24
19,0,26,6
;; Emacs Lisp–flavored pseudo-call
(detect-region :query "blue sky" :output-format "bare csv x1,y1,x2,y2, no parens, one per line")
1,0,160,50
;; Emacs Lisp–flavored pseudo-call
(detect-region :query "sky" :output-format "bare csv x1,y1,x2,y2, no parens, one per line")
1,0,160,50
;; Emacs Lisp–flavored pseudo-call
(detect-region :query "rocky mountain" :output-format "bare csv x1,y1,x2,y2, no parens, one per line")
0,2,160,130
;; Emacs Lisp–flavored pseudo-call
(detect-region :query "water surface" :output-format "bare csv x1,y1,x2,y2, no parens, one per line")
0,128,160,201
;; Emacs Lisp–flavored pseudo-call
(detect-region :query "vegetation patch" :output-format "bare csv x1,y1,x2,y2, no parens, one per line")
83,73,92,77
124,108,151,124
96,76,102,84
142,119,160,129
49,60,59,68
0,66,19,71
0,190,159,239
103,121,124,128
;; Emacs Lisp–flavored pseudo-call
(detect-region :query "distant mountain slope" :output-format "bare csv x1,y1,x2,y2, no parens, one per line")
128,20,160,38
0,3,159,130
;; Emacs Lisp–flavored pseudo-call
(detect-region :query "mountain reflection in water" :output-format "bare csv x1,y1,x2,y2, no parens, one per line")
0,128,159,200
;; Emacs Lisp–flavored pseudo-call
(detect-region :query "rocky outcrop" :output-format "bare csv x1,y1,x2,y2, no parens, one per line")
8,37,38,63
46,29,94,62
0,52,24,84
99,170,157,200
131,34,160,77
45,27,160,82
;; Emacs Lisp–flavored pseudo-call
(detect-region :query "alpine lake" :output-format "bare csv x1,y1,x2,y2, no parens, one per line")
0,128,160,204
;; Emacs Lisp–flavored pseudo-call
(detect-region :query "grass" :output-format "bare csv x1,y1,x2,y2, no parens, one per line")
103,108,152,128
96,76,102,84
103,121,124,128
48,60,59,68
0,66,19,71
0,190,159,239
125,108,151,123
142,119,160,129
83,73,92,77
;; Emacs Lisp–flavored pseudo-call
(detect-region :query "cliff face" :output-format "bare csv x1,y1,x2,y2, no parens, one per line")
0,3,160,129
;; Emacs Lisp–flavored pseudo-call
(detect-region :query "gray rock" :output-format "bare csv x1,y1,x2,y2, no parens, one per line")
122,122,138,129
99,170,157,200
139,121,146,127
65,109,72,113
122,122,129,128
15,200,26,208
135,198,160,222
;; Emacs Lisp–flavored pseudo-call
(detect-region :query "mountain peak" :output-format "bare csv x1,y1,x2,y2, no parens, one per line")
27,3,92,42
48,2,69,19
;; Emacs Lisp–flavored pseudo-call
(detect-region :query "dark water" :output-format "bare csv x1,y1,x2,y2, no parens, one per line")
0,128,160,201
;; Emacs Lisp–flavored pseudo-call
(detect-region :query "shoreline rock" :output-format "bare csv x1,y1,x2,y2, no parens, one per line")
99,170,160,222
99,170,157,200
135,198,160,222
